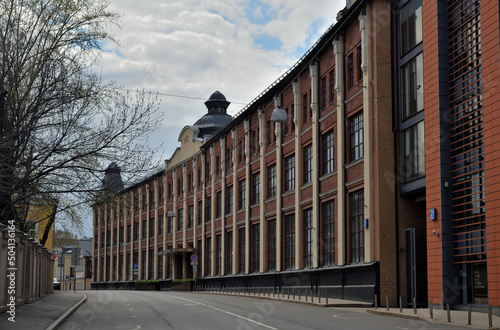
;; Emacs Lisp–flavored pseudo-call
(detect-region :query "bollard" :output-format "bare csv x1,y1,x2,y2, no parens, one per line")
386,296,389,311
375,294,378,309
326,291,328,305
299,290,301,301
305,290,307,302
447,304,451,323
399,296,402,313
413,297,417,315
311,290,313,303
293,289,295,300
489,306,493,328
430,301,433,319
468,304,471,325
319,291,321,304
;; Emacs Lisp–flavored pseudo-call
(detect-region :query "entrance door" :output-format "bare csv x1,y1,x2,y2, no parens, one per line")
405,228,428,306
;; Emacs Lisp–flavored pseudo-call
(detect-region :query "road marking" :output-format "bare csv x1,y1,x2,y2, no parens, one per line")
169,295,278,330
333,314,349,320
129,309,133,311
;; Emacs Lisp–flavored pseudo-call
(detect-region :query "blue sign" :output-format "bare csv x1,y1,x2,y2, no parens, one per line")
364,219,369,229
430,208,437,220
65,275,70,280
190,254,198,262
133,263,139,270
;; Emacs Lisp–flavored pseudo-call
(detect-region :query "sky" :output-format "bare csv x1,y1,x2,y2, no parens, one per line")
80,0,347,237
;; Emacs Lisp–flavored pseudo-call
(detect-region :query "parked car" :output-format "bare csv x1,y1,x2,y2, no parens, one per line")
53,277,60,290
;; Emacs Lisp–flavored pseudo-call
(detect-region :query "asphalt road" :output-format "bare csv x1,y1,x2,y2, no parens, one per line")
60,291,470,330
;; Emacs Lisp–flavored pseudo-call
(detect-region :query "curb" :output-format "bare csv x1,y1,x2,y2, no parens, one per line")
46,293,87,330
366,308,500,330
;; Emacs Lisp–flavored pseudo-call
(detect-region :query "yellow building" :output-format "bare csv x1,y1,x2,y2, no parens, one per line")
26,198,57,251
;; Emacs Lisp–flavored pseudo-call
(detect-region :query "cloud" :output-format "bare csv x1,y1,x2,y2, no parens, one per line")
98,0,345,164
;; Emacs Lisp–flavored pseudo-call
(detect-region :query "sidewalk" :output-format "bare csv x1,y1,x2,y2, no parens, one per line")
367,306,500,330
0,291,86,330
196,289,500,329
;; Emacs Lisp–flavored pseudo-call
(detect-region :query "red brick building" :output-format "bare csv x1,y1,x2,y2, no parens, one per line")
92,0,399,304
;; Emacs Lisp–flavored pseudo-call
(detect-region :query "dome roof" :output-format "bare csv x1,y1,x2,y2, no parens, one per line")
193,91,232,138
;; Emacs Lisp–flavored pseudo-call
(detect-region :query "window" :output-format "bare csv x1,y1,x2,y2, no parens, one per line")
267,121,273,146
321,132,335,176
158,215,164,235
216,191,222,218
216,235,222,275
284,214,295,270
127,224,131,243
226,186,233,214
197,200,203,225
216,156,220,177
167,246,172,279
238,140,243,163
158,249,163,279
142,221,147,240
149,249,154,279
239,179,246,210
188,174,192,192
283,108,289,135
177,179,182,197
321,76,327,110
267,164,277,198
347,52,354,89
251,129,258,155
357,45,363,82
267,220,276,271
226,147,232,172
168,215,173,233
206,237,212,276
322,201,335,266
329,69,335,104
188,205,194,228
239,228,245,273
303,208,313,268
349,112,364,161
402,121,425,182
400,0,422,55
205,196,211,222
284,155,295,192
251,224,260,272
149,218,155,238
304,145,313,184
141,250,146,279
252,172,260,205
226,231,233,275
177,209,183,231
350,190,364,264
303,93,309,123
401,53,424,119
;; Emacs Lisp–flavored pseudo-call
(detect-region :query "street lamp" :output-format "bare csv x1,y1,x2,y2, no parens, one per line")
270,108,288,123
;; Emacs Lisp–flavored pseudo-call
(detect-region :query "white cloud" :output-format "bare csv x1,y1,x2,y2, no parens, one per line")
98,0,346,163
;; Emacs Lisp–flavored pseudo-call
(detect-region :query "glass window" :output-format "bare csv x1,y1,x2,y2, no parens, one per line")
329,69,335,105
284,155,295,192
321,77,327,110
267,220,276,271
216,235,222,275
322,201,335,266
350,112,364,162
284,214,295,270
401,53,424,119
304,145,313,184
347,52,354,89
188,205,194,228
177,209,183,231
206,237,212,276
303,93,309,123
267,164,277,198
400,0,422,55
226,185,233,214
239,228,245,273
402,121,425,182
252,172,260,205
303,209,313,268
205,196,211,222
322,131,334,175
226,231,233,274
239,179,246,210
216,191,222,218
251,224,260,272
350,191,364,264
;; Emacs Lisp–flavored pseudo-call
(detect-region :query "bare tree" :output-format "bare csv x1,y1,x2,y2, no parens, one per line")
0,0,162,242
